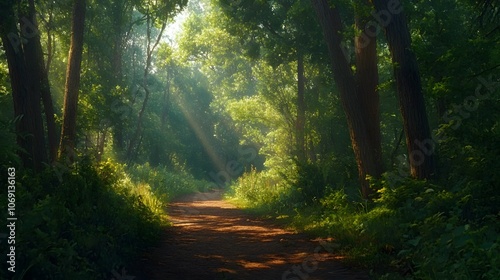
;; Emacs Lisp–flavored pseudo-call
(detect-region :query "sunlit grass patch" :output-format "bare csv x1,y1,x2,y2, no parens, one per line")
127,162,212,201
129,182,168,220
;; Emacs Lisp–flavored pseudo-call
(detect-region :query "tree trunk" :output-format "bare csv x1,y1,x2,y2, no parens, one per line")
21,1,50,169
32,0,58,164
44,1,56,73
40,65,58,163
59,0,86,161
161,66,172,127
41,1,59,162
372,0,435,179
112,0,124,86
0,1,49,171
110,0,130,155
126,15,165,160
310,0,381,198
296,52,306,162
355,2,384,180
96,129,106,162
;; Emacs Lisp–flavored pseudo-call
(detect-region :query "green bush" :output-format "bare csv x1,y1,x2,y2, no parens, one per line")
291,161,330,205
127,163,210,201
0,159,165,279
348,175,499,279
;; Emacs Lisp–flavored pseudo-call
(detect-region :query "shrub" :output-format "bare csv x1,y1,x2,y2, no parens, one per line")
127,163,210,201
0,159,165,279
227,167,295,213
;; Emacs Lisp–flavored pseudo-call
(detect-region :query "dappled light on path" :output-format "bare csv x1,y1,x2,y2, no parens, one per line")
142,191,370,280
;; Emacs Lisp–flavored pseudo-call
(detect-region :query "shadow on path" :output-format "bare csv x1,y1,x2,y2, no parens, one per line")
141,190,370,280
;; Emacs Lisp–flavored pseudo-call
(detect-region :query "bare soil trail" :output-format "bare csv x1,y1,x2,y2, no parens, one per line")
141,190,370,280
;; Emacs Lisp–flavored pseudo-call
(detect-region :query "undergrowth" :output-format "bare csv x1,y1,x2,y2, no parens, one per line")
0,158,166,279
228,162,500,279
127,163,211,201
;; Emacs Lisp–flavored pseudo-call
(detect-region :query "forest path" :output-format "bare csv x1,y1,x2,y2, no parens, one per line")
141,190,370,280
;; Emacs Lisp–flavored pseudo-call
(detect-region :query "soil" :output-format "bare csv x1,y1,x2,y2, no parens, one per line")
140,190,370,280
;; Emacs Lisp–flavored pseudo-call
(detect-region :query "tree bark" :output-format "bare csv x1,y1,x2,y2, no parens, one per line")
20,1,49,169
112,0,125,85
161,67,171,127
372,0,435,179
355,2,384,180
41,2,59,162
296,52,306,162
59,0,86,161
0,1,49,171
40,63,58,163
310,0,381,198
31,0,58,163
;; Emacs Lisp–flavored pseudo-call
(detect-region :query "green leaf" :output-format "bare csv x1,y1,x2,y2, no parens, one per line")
408,236,422,247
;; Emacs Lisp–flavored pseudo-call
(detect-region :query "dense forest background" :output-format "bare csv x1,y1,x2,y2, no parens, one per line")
0,0,499,279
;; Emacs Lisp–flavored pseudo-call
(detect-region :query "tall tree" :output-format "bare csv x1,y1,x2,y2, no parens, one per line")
36,0,59,163
372,0,436,179
125,0,187,160
0,0,50,171
296,51,306,162
310,0,383,198
126,12,166,160
354,0,384,180
110,0,134,153
59,0,86,161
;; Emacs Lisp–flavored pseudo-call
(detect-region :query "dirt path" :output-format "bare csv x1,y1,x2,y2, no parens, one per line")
141,190,370,280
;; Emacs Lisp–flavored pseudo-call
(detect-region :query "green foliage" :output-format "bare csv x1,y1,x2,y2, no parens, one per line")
227,158,354,212
230,164,500,279
0,0,497,279
309,176,499,279
373,176,499,279
0,159,165,279
228,167,288,212
0,117,19,168
127,162,211,201
290,161,332,205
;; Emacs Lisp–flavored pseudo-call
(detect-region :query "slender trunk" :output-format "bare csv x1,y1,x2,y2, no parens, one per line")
45,0,55,72
40,59,58,163
127,84,149,159
112,0,125,85
111,1,128,155
308,138,317,162
161,67,171,127
59,0,86,161
126,16,165,160
33,0,58,163
296,52,306,162
372,0,435,179
310,0,380,198
96,129,106,162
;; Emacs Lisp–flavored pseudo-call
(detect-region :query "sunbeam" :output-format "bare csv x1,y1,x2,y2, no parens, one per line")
175,94,227,177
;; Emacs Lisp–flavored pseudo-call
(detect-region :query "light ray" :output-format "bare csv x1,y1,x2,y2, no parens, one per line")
175,95,226,176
